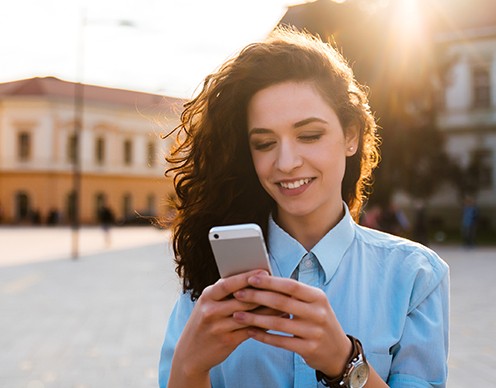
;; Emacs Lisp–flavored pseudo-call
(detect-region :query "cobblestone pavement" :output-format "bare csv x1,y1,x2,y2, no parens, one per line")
437,245,496,387
0,227,494,387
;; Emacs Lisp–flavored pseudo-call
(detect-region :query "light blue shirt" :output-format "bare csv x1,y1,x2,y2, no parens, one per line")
159,205,449,387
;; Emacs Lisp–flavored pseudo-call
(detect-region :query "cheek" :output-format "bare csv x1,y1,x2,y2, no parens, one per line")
250,152,270,179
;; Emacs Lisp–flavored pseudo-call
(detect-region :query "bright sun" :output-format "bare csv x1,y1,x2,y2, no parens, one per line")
392,0,425,43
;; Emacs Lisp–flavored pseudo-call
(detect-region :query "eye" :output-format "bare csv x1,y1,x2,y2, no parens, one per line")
298,133,322,142
251,140,276,151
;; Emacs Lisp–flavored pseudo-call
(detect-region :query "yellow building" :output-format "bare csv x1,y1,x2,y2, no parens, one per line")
0,77,184,225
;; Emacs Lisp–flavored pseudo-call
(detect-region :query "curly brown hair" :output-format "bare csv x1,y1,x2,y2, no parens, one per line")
165,27,380,300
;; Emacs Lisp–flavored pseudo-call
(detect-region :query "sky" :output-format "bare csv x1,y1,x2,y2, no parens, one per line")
0,0,302,99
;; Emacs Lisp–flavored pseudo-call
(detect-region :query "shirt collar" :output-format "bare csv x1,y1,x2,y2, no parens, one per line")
268,203,356,284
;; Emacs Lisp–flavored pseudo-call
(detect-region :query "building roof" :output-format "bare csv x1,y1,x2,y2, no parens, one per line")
0,77,186,115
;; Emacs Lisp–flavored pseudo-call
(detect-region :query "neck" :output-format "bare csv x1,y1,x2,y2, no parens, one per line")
276,204,345,251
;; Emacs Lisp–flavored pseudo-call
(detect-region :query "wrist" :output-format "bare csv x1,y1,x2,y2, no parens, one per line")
321,334,353,378
169,362,210,388
316,335,369,388
171,351,210,383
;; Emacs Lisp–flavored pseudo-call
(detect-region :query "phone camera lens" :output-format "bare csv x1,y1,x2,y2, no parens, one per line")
214,234,219,239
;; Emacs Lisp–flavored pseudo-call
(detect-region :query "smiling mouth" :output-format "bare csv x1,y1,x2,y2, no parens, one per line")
278,178,313,189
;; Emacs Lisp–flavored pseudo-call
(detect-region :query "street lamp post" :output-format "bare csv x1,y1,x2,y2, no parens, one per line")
71,9,86,260
71,11,136,259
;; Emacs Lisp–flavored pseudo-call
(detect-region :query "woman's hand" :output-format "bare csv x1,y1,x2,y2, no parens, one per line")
232,274,352,378
168,270,271,387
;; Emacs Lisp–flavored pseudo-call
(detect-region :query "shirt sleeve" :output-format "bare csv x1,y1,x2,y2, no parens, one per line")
388,250,450,388
158,292,195,388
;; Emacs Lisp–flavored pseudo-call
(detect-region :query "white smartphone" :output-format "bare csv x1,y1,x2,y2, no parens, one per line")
208,223,272,278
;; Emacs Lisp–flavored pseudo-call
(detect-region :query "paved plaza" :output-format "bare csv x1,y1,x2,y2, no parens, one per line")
0,226,495,387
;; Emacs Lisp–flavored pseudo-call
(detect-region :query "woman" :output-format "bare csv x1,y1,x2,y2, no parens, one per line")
159,28,449,388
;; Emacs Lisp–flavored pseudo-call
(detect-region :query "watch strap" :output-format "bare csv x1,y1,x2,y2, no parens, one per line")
315,335,365,387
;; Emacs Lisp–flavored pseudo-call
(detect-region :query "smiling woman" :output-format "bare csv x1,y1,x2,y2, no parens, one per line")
247,81,358,249
159,27,449,388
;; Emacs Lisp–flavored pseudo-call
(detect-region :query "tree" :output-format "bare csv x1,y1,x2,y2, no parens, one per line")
277,0,452,205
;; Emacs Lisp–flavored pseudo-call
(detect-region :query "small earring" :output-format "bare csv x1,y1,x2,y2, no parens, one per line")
348,146,354,151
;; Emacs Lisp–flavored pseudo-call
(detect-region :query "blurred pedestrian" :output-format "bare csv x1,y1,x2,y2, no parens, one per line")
461,195,478,248
360,204,382,229
98,201,115,247
159,27,449,388
47,208,60,226
379,202,410,237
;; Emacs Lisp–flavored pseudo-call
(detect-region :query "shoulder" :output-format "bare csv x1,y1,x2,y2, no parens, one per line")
164,291,196,331
353,224,449,310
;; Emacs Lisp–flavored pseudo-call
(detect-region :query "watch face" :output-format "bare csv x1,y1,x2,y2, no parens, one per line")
349,362,369,388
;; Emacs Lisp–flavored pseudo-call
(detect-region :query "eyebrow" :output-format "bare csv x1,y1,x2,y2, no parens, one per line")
294,117,328,128
248,117,328,136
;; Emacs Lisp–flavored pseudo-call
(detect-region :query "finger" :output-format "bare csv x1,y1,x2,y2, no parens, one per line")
233,310,313,338
204,270,270,301
249,306,289,317
247,275,322,303
234,287,319,318
198,295,265,324
247,327,309,354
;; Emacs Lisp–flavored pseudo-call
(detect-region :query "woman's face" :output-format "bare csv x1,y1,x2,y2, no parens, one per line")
247,81,357,227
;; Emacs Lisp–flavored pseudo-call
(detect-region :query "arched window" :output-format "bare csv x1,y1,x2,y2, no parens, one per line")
15,191,30,221
124,139,133,165
147,141,156,167
122,193,132,219
67,134,78,164
66,191,77,223
95,137,105,165
95,192,106,219
17,132,31,161
472,64,491,109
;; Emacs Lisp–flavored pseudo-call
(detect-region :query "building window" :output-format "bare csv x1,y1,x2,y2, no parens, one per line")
66,191,77,223
472,65,491,108
67,134,78,164
95,192,106,219
15,191,30,221
122,193,133,219
18,132,31,161
470,148,493,189
147,141,156,167
95,137,105,165
124,139,133,165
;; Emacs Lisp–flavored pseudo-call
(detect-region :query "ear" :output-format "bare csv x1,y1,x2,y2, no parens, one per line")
345,125,359,157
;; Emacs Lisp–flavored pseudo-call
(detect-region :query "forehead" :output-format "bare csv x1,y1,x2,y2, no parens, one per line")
247,81,338,128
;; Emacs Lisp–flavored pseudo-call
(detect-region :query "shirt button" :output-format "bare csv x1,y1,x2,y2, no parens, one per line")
303,257,313,268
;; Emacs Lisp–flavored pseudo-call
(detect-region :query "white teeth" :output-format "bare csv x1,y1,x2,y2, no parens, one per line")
279,178,311,189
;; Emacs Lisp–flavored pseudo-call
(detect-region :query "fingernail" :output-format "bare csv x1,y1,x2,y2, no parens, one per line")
234,290,245,298
249,276,261,285
233,312,245,321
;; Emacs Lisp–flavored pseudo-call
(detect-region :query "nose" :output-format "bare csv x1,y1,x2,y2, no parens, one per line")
275,140,303,173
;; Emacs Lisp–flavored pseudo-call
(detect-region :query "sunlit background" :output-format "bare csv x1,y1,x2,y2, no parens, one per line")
0,0,299,98
0,1,495,386
1,0,495,248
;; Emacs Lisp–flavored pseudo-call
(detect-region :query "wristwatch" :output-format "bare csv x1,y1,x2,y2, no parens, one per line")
315,335,369,388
